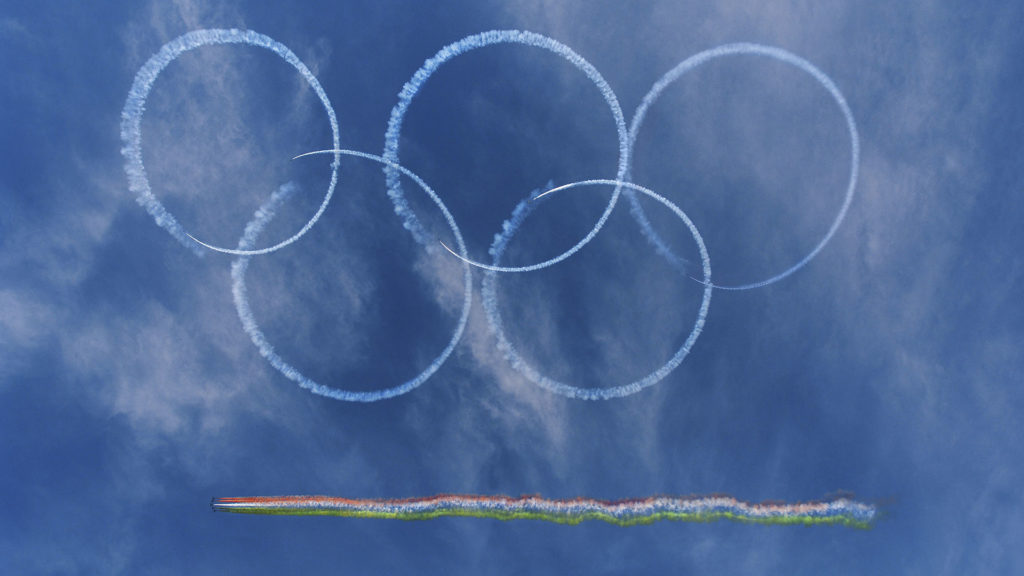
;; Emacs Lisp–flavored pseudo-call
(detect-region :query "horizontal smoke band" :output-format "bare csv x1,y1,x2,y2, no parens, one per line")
212,495,876,528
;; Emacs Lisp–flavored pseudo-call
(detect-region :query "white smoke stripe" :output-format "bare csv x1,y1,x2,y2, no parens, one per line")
481,179,712,400
624,43,860,290
382,30,629,272
121,28,341,257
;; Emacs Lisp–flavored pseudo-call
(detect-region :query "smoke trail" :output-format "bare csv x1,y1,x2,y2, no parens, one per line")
233,150,472,402
382,30,629,272
624,43,860,290
481,179,711,400
212,494,877,528
120,28,341,257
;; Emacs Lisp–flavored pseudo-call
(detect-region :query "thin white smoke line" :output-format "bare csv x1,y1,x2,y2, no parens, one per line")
438,240,466,262
234,150,473,402
382,30,630,273
481,179,712,400
121,28,341,257
623,43,860,291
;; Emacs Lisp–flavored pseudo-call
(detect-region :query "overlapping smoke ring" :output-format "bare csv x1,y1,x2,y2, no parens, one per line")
623,43,860,290
120,28,341,257
231,150,472,402
382,30,630,272
212,494,877,527
481,180,712,400
123,30,859,401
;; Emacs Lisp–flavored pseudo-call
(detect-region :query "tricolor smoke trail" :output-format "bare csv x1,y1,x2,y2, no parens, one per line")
211,494,876,528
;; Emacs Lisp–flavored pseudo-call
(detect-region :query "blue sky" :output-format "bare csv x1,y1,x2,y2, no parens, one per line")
2,1,1023,573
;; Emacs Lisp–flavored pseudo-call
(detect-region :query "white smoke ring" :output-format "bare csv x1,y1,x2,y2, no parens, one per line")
120,28,341,256
234,150,472,402
383,30,630,273
481,179,712,400
625,43,860,291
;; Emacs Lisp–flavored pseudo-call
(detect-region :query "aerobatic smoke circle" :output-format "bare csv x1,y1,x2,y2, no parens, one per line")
624,43,860,290
382,30,630,272
233,150,473,402
120,28,341,257
481,180,711,399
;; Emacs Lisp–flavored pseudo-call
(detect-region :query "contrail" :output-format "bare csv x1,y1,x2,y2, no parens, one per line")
212,494,877,528
232,150,472,402
120,28,341,257
480,179,712,400
382,30,630,273
623,43,860,290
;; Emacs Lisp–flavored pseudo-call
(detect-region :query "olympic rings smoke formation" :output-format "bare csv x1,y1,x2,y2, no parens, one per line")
124,27,873,529
121,28,860,402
